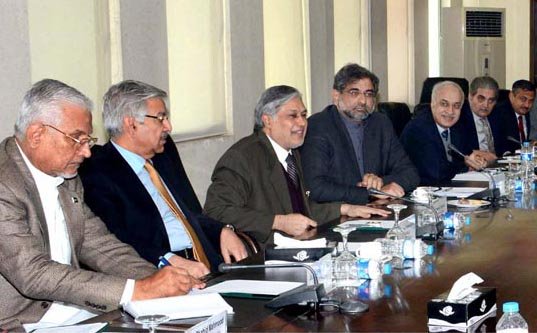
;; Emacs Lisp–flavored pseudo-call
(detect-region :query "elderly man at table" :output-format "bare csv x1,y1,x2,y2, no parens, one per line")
458,76,500,163
0,79,203,331
79,80,247,278
204,85,390,245
490,79,535,155
400,81,487,185
300,63,419,204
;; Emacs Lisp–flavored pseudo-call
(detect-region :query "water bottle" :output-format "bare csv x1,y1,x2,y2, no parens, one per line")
356,258,392,279
443,211,470,230
520,142,535,192
374,238,434,259
496,302,528,333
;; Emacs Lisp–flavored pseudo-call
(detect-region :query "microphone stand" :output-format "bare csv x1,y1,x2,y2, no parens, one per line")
368,188,443,240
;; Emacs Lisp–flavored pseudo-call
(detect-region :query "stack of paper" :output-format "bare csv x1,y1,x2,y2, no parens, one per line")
274,232,327,249
124,293,233,320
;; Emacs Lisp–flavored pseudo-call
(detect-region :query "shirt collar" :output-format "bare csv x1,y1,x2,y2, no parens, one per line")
16,142,64,188
339,111,368,128
436,124,449,135
265,133,292,165
111,141,146,174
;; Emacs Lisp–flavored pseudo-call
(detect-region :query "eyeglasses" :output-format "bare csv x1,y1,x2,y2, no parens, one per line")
43,124,98,149
344,89,377,99
145,114,169,123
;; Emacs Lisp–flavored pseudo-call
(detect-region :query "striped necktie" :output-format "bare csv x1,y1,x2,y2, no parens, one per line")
144,161,210,268
285,153,299,188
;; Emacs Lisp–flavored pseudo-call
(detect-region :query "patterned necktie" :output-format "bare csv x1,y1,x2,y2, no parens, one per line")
479,117,495,154
440,130,452,162
518,115,526,142
441,130,449,142
144,161,210,268
285,153,299,188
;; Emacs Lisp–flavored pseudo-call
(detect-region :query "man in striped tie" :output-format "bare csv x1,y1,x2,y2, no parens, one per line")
205,85,390,245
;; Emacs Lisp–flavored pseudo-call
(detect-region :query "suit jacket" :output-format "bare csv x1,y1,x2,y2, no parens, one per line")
458,103,502,153
0,137,155,330
204,130,341,244
400,111,470,185
79,139,223,270
299,105,419,204
489,100,531,155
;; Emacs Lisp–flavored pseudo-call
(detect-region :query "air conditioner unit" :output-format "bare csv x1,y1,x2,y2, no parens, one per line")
440,7,506,88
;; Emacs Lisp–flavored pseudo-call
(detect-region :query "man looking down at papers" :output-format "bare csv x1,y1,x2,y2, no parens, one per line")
204,85,390,245
400,81,487,185
0,79,202,331
79,80,247,277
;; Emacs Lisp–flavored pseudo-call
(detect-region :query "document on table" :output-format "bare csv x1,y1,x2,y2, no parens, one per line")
199,279,303,296
339,219,395,230
124,293,233,320
433,187,487,198
30,323,107,333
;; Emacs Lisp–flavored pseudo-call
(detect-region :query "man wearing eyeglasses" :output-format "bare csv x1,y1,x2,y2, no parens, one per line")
0,79,203,331
79,80,247,279
299,63,419,205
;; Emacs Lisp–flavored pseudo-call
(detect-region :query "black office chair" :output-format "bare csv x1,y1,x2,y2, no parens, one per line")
419,77,470,104
377,102,412,137
412,103,431,118
497,89,510,104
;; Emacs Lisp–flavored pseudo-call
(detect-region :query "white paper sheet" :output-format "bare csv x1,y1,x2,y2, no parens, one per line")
30,322,107,333
200,279,303,296
433,187,487,198
273,232,327,249
124,293,233,320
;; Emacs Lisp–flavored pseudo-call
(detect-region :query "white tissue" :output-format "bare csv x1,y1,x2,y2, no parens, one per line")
273,232,327,249
446,272,484,301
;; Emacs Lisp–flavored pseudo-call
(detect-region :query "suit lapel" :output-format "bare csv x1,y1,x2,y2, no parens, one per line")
57,183,81,267
257,132,294,213
6,137,51,254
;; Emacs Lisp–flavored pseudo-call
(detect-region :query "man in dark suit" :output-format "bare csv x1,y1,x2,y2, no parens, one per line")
204,85,389,245
79,80,246,277
299,63,419,204
490,80,535,155
400,81,486,185
458,76,500,163
0,79,202,331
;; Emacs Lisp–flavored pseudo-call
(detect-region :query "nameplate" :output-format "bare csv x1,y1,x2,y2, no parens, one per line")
186,310,227,333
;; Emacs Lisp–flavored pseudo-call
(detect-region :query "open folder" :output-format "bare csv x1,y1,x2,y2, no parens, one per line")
124,293,233,320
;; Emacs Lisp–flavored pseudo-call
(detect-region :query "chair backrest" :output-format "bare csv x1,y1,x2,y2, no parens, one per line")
419,77,469,104
497,89,510,104
377,102,411,137
412,103,431,118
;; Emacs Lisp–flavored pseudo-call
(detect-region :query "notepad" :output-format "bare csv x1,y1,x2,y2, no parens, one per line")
200,279,303,296
124,293,233,320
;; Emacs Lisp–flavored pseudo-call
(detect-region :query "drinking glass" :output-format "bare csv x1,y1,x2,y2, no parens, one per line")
332,224,359,287
386,204,409,240
135,315,170,333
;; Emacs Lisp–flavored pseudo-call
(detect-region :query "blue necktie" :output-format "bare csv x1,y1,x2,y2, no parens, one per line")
441,130,449,142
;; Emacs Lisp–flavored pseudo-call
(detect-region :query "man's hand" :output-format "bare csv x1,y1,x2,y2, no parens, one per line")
132,266,205,301
370,182,405,199
168,254,209,278
357,173,383,190
472,150,497,166
220,227,248,263
341,204,391,218
273,214,317,236
465,151,487,170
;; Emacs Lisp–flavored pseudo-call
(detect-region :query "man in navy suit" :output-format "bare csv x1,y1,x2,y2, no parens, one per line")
300,63,419,204
400,81,486,185
490,80,535,155
458,76,500,163
79,80,247,277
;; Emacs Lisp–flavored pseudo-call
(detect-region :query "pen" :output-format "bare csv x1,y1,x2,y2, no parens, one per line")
158,255,172,268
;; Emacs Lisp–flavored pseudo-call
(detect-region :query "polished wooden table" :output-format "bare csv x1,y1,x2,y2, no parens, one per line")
92,201,537,332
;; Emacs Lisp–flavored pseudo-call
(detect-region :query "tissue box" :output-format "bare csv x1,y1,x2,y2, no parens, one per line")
264,246,334,263
427,287,496,327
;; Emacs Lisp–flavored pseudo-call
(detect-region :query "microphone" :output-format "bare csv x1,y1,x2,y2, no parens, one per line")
506,136,522,146
368,188,443,240
218,262,326,309
218,263,369,313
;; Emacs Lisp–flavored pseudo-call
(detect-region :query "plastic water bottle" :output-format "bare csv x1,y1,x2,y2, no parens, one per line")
374,238,434,259
443,212,470,230
496,302,528,333
520,142,535,192
356,258,392,279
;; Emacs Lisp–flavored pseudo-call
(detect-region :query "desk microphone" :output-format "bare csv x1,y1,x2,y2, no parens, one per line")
368,188,442,240
218,263,369,313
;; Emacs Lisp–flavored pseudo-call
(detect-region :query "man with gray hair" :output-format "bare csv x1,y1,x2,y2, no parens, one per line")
79,80,247,278
0,79,203,331
204,85,389,245
458,76,500,163
401,80,486,185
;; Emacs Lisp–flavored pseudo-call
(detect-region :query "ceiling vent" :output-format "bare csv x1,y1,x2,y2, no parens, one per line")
465,10,503,38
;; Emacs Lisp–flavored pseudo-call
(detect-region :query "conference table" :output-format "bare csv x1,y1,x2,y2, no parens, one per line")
90,185,537,332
